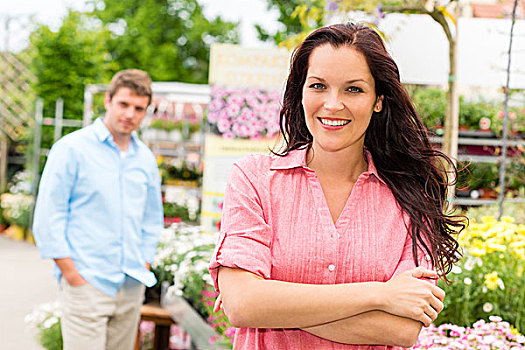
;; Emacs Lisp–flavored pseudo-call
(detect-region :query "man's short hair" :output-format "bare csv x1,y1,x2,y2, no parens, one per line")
109,69,153,104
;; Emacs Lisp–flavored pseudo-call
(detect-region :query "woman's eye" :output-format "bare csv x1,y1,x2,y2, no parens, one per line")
348,86,362,93
309,83,325,90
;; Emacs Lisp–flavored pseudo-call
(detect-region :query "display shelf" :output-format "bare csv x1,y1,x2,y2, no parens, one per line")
430,134,524,207
430,136,524,148
453,197,525,206
457,154,512,164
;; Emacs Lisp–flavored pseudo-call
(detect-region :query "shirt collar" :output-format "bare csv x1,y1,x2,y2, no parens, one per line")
92,118,139,152
270,146,387,185
269,147,309,170
364,150,387,186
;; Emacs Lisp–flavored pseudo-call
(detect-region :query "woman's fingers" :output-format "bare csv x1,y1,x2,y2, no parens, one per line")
408,266,438,279
429,292,444,314
432,285,445,302
213,294,223,313
383,269,446,324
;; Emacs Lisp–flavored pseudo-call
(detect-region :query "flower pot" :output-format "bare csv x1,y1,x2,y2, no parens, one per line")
4,224,25,241
480,188,498,199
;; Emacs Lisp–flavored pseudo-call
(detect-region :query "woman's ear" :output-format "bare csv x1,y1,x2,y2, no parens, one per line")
375,95,384,112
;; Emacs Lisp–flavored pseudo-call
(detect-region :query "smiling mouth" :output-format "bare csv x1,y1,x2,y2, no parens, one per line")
318,118,351,127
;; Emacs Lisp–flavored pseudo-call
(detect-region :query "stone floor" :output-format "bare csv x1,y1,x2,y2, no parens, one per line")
0,234,57,350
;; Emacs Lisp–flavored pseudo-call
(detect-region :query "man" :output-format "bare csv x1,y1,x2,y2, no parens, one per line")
33,69,163,350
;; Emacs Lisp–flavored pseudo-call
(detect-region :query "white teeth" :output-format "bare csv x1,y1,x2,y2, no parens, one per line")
319,118,351,126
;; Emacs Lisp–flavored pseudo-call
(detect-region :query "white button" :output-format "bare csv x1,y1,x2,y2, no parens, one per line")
425,254,431,261
328,264,335,271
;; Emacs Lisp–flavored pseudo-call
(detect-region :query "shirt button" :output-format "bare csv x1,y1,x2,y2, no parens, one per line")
328,264,335,271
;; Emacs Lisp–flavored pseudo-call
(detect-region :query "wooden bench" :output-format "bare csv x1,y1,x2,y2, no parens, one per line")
135,303,175,350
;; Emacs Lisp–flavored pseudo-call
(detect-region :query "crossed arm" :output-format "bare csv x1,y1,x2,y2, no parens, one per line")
216,266,444,347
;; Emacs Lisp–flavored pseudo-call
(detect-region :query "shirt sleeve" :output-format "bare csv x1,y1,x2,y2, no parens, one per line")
391,219,437,285
140,157,164,263
209,161,272,293
32,141,76,259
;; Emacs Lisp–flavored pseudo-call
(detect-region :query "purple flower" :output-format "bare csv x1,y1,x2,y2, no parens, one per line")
325,1,339,11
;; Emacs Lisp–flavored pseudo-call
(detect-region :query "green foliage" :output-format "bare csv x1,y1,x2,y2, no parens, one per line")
28,10,114,158
463,163,499,190
409,86,447,129
87,0,239,83
38,319,63,350
149,119,201,134
256,0,324,45
0,193,33,230
458,97,498,129
163,202,199,223
466,203,525,225
491,106,525,135
409,86,504,131
29,11,113,121
182,270,209,318
160,161,201,182
436,216,525,333
26,302,63,350
0,206,8,226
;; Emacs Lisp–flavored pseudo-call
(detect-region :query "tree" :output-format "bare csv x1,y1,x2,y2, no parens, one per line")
28,10,114,164
29,10,114,121
284,0,461,199
255,0,325,44
87,0,239,83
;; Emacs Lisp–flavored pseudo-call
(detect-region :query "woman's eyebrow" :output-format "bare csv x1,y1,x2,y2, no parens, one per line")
306,75,370,85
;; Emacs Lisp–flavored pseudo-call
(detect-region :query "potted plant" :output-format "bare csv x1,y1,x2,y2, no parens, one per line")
459,98,498,133
409,86,447,135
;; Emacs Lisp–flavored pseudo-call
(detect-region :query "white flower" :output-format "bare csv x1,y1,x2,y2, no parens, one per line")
497,279,505,290
451,265,462,274
488,315,502,322
483,335,496,343
463,257,476,271
42,316,58,329
476,257,483,267
463,277,472,285
483,302,493,313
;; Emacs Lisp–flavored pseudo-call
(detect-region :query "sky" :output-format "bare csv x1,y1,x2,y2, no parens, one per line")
0,0,282,52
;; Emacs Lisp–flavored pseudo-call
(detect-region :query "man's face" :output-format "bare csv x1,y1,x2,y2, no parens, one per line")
104,87,149,136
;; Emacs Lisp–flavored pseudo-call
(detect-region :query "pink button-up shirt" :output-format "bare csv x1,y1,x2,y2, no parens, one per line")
209,147,433,349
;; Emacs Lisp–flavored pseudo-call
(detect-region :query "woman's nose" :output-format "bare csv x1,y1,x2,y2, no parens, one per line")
323,92,344,111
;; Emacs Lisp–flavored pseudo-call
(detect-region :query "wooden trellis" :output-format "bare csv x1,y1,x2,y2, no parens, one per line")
0,51,36,140
0,51,36,191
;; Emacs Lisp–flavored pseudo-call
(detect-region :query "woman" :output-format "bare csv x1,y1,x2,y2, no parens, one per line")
209,22,464,349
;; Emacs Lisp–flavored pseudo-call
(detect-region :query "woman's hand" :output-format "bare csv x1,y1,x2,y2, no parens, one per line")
380,266,444,326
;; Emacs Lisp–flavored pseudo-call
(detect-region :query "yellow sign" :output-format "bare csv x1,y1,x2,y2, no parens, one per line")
200,135,280,233
204,134,279,157
209,44,291,88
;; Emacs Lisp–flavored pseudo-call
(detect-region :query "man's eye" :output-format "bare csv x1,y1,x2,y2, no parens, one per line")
348,86,363,93
309,83,325,89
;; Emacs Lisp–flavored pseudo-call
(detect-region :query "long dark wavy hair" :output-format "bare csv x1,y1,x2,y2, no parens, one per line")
275,22,465,279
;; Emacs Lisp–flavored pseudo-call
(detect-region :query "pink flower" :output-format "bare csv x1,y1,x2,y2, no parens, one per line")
217,118,231,133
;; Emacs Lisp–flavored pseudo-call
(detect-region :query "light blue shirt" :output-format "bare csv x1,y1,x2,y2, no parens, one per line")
33,118,163,296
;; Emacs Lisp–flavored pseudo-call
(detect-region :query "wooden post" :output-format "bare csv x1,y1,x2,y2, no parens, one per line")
0,132,8,192
54,98,64,142
28,99,44,236
438,3,460,208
